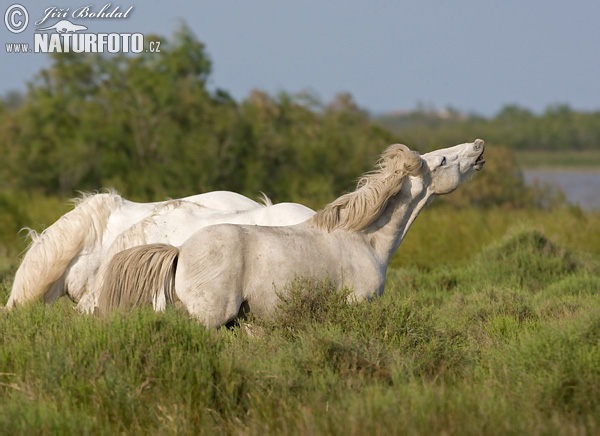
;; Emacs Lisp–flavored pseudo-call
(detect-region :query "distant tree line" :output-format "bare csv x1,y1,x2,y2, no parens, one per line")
1,24,593,209
377,104,600,153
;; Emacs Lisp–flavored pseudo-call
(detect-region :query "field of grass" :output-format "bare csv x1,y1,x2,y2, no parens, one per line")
516,150,600,169
1,203,600,434
393,204,600,269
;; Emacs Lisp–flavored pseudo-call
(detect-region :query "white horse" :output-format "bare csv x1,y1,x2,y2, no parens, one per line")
76,200,315,312
97,139,486,327
5,191,314,308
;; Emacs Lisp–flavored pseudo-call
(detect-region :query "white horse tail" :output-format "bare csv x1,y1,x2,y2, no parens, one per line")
6,192,122,308
97,244,180,315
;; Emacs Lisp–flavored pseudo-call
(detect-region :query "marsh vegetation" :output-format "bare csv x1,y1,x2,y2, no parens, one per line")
2,223,600,434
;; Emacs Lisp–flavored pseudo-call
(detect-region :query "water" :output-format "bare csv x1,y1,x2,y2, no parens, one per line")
524,170,600,210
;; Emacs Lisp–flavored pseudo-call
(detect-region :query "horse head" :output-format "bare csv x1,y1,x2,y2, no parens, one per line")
420,139,485,195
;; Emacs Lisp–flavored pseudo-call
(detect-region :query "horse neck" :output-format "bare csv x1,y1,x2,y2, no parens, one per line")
364,177,432,265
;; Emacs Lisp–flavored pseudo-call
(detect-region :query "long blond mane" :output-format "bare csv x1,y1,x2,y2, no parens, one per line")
6,192,123,307
312,144,422,232
97,243,179,315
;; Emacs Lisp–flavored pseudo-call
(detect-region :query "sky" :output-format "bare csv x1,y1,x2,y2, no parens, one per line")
1,0,599,117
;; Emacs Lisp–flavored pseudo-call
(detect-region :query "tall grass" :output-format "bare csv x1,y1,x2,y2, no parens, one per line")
1,224,600,434
392,204,600,269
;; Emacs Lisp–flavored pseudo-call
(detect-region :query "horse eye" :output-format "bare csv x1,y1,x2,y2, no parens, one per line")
440,157,447,166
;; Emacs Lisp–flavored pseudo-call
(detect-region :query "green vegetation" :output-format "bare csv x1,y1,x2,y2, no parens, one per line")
376,105,600,155
515,150,600,169
0,25,393,204
1,228,600,434
394,205,600,269
1,24,600,434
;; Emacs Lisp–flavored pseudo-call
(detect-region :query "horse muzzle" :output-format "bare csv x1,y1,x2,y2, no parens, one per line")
473,139,485,171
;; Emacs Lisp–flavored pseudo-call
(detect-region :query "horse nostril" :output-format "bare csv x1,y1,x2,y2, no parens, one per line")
474,139,484,150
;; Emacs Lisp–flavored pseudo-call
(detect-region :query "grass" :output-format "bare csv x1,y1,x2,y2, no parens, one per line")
391,204,600,269
1,219,600,434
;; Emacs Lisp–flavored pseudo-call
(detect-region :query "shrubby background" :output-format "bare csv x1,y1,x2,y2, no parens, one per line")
3,25,599,205
1,26,600,434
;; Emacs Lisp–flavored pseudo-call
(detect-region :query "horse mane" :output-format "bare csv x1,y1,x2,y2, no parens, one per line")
97,243,180,315
312,144,422,233
6,191,123,308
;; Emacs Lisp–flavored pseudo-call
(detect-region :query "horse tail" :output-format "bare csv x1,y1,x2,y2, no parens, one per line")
6,192,122,308
97,244,180,315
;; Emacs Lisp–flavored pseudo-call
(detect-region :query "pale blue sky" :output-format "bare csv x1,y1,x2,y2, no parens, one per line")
1,0,599,116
